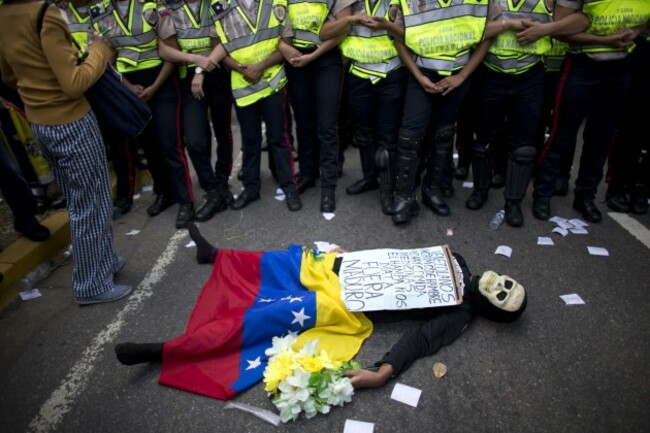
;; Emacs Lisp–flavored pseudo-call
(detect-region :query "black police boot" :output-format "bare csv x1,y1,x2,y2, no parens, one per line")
376,135,397,215
346,142,379,195
504,146,536,227
175,203,195,229
466,143,493,210
421,126,453,217
392,129,421,225
195,190,227,222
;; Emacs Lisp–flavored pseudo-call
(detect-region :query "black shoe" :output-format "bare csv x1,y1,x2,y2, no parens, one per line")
392,195,420,224
491,173,505,188
112,197,133,220
454,166,469,180
296,176,316,195
422,188,450,216
15,220,51,242
147,194,175,216
505,200,524,227
176,203,195,229
49,194,67,210
345,178,379,195
532,198,551,220
286,192,303,212
554,176,569,196
230,190,260,210
630,195,648,215
195,192,227,222
466,190,488,210
573,198,601,223
606,193,630,213
320,190,335,212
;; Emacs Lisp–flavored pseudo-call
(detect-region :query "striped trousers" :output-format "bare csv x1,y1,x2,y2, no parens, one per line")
31,110,118,299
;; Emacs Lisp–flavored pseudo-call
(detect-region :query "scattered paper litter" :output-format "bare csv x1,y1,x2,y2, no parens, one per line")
549,216,566,224
556,220,574,230
587,246,609,256
125,229,140,236
344,419,374,433
142,185,153,192
323,212,335,220
432,362,447,378
20,289,42,301
494,245,513,257
552,227,569,237
560,293,585,305
185,240,196,248
132,193,141,200
570,227,589,235
568,218,588,227
462,181,473,188
223,402,281,427
391,383,422,407
537,237,554,246
446,228,454,236
314,241,340,253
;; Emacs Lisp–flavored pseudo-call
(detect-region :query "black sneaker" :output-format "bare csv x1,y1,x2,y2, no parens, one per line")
147,194,175,216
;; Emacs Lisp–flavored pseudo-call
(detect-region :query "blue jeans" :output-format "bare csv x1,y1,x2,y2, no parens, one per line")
534,54,632,201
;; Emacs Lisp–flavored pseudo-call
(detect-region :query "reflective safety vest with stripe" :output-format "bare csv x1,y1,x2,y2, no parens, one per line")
572,0,650,55
64,4,91,54
485,0,552,74
339,0,402,83
395,0,489,76
214,0,287,107
165,0,214,57
542,39,567,73
90,0,162,73
286,0,333,48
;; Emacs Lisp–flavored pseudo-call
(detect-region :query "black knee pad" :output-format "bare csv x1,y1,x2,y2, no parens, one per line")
510,146,536,165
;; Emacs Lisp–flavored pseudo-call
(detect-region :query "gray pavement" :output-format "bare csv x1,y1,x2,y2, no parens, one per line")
1,122,649,433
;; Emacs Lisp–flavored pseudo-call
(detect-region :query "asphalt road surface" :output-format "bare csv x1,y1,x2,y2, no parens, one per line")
1,123,649,433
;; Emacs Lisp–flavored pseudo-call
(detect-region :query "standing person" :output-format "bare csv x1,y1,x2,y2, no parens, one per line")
388,0,498,224
90,0,197,229
323,0,407,215
213,0,302,212
531,0,650,223
157,0,234,223
63,0,138,220
604,30,649,216
0,0,132,304
279,0,349,213
464,0,557,228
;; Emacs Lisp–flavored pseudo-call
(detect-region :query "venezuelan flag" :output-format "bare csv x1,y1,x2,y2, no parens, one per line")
159,246,373,400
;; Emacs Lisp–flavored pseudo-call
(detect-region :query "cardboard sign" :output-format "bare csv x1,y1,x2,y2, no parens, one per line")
338,245,463,312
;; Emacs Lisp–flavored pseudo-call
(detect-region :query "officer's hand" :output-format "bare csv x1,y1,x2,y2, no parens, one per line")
88,31,116,60
516,20,546,45
194,55,217,72
191,74,205,99
289,53,314,68
241,63,264,83
361,15,387,31
434,74,464,96
139,86,156,102
416,73,437,94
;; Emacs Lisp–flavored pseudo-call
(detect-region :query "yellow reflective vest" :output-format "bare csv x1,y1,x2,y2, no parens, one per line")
64,4,92,54
213,0,288,107
339,0,402,83
286,0,333,48
485,0,552,74
573,0,650,55
90,0,162,73
394,0,489,76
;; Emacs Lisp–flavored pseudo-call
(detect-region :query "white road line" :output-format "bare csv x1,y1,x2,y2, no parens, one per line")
608,212,650,249
27,231,187,433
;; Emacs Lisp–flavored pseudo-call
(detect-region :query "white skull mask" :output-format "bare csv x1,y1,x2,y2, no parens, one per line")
478,271,525,312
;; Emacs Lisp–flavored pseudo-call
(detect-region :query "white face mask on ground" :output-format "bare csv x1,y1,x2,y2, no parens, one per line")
478,271,526,313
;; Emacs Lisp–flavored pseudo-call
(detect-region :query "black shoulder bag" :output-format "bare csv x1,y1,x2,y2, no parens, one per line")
37,0,152,138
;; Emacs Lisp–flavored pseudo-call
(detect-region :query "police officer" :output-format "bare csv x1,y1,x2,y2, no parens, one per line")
212,0,302,212
90,0,196,228
278,0,351,213
388,0,498,224
322,0,407,215
532,0,650,223
157,0,234,223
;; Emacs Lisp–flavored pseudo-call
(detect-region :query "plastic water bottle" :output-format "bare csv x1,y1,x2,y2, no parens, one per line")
489,210,505,230
20,260,55,291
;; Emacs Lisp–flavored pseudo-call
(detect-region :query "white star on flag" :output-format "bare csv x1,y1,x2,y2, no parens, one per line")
288,296,303,303
258,298,274,303
245,356,262,370
291,308,311,327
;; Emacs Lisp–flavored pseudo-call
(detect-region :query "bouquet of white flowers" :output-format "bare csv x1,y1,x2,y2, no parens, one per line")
263,335,360,423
